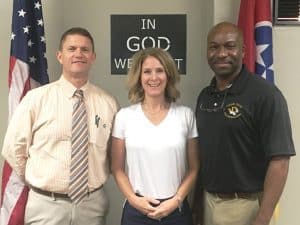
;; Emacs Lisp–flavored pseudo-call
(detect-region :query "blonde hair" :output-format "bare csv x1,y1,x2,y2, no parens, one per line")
127,48,180,103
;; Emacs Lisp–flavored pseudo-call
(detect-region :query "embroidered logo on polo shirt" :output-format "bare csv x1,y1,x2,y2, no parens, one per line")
224,103,242,119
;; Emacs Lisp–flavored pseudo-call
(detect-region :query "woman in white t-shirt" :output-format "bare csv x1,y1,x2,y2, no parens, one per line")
111,48,199,225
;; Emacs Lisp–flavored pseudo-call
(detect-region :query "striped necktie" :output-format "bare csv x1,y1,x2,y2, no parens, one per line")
69,89,89,203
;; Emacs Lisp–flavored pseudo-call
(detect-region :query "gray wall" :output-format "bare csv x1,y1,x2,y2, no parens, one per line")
0,1,299,225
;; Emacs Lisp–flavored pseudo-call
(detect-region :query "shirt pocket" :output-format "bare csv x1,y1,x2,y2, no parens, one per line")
89,118,112,150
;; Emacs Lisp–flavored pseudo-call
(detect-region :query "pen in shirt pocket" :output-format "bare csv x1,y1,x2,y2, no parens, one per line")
95,115,100,128
95,115,107,128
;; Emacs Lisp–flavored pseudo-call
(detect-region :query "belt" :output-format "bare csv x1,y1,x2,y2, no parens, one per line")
31,185,103,199
211,192,260,199
135,193,172,202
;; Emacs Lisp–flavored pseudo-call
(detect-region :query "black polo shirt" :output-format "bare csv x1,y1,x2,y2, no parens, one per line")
195,66,295,193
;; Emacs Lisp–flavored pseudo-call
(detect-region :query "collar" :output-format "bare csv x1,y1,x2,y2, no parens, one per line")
208,65,250,95
58,75,90,99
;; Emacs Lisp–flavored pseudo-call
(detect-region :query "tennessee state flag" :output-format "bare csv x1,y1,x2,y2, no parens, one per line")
238,0,274,82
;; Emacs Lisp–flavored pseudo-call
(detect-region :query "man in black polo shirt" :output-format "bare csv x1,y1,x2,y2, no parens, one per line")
194,21,295,225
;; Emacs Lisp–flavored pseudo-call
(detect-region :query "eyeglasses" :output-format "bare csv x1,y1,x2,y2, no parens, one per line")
199,88,229,113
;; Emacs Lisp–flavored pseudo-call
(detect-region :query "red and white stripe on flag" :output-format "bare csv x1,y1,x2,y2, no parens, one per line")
238,0,274,82
0,0,49,224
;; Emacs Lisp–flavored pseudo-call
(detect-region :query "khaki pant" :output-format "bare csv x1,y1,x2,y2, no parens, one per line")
204,191,262,225
25,188,108,225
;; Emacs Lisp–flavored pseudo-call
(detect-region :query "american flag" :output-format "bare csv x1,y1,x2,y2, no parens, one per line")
238,0,274,82
0,0,49,225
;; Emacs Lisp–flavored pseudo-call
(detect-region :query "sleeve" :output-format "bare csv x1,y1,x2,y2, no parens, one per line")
186,107,198,139
1,91,36,177
258,88,295,158
112,108,126,139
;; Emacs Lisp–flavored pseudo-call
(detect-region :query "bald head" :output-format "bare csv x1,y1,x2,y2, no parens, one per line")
207,22,244,46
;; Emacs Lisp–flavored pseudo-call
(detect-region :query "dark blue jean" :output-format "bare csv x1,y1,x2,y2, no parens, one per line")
120,198,193,225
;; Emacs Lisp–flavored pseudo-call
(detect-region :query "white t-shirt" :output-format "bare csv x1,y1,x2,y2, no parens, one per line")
112,103,198,199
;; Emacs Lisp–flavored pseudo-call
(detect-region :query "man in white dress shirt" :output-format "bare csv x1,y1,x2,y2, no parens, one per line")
2,27,118,225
